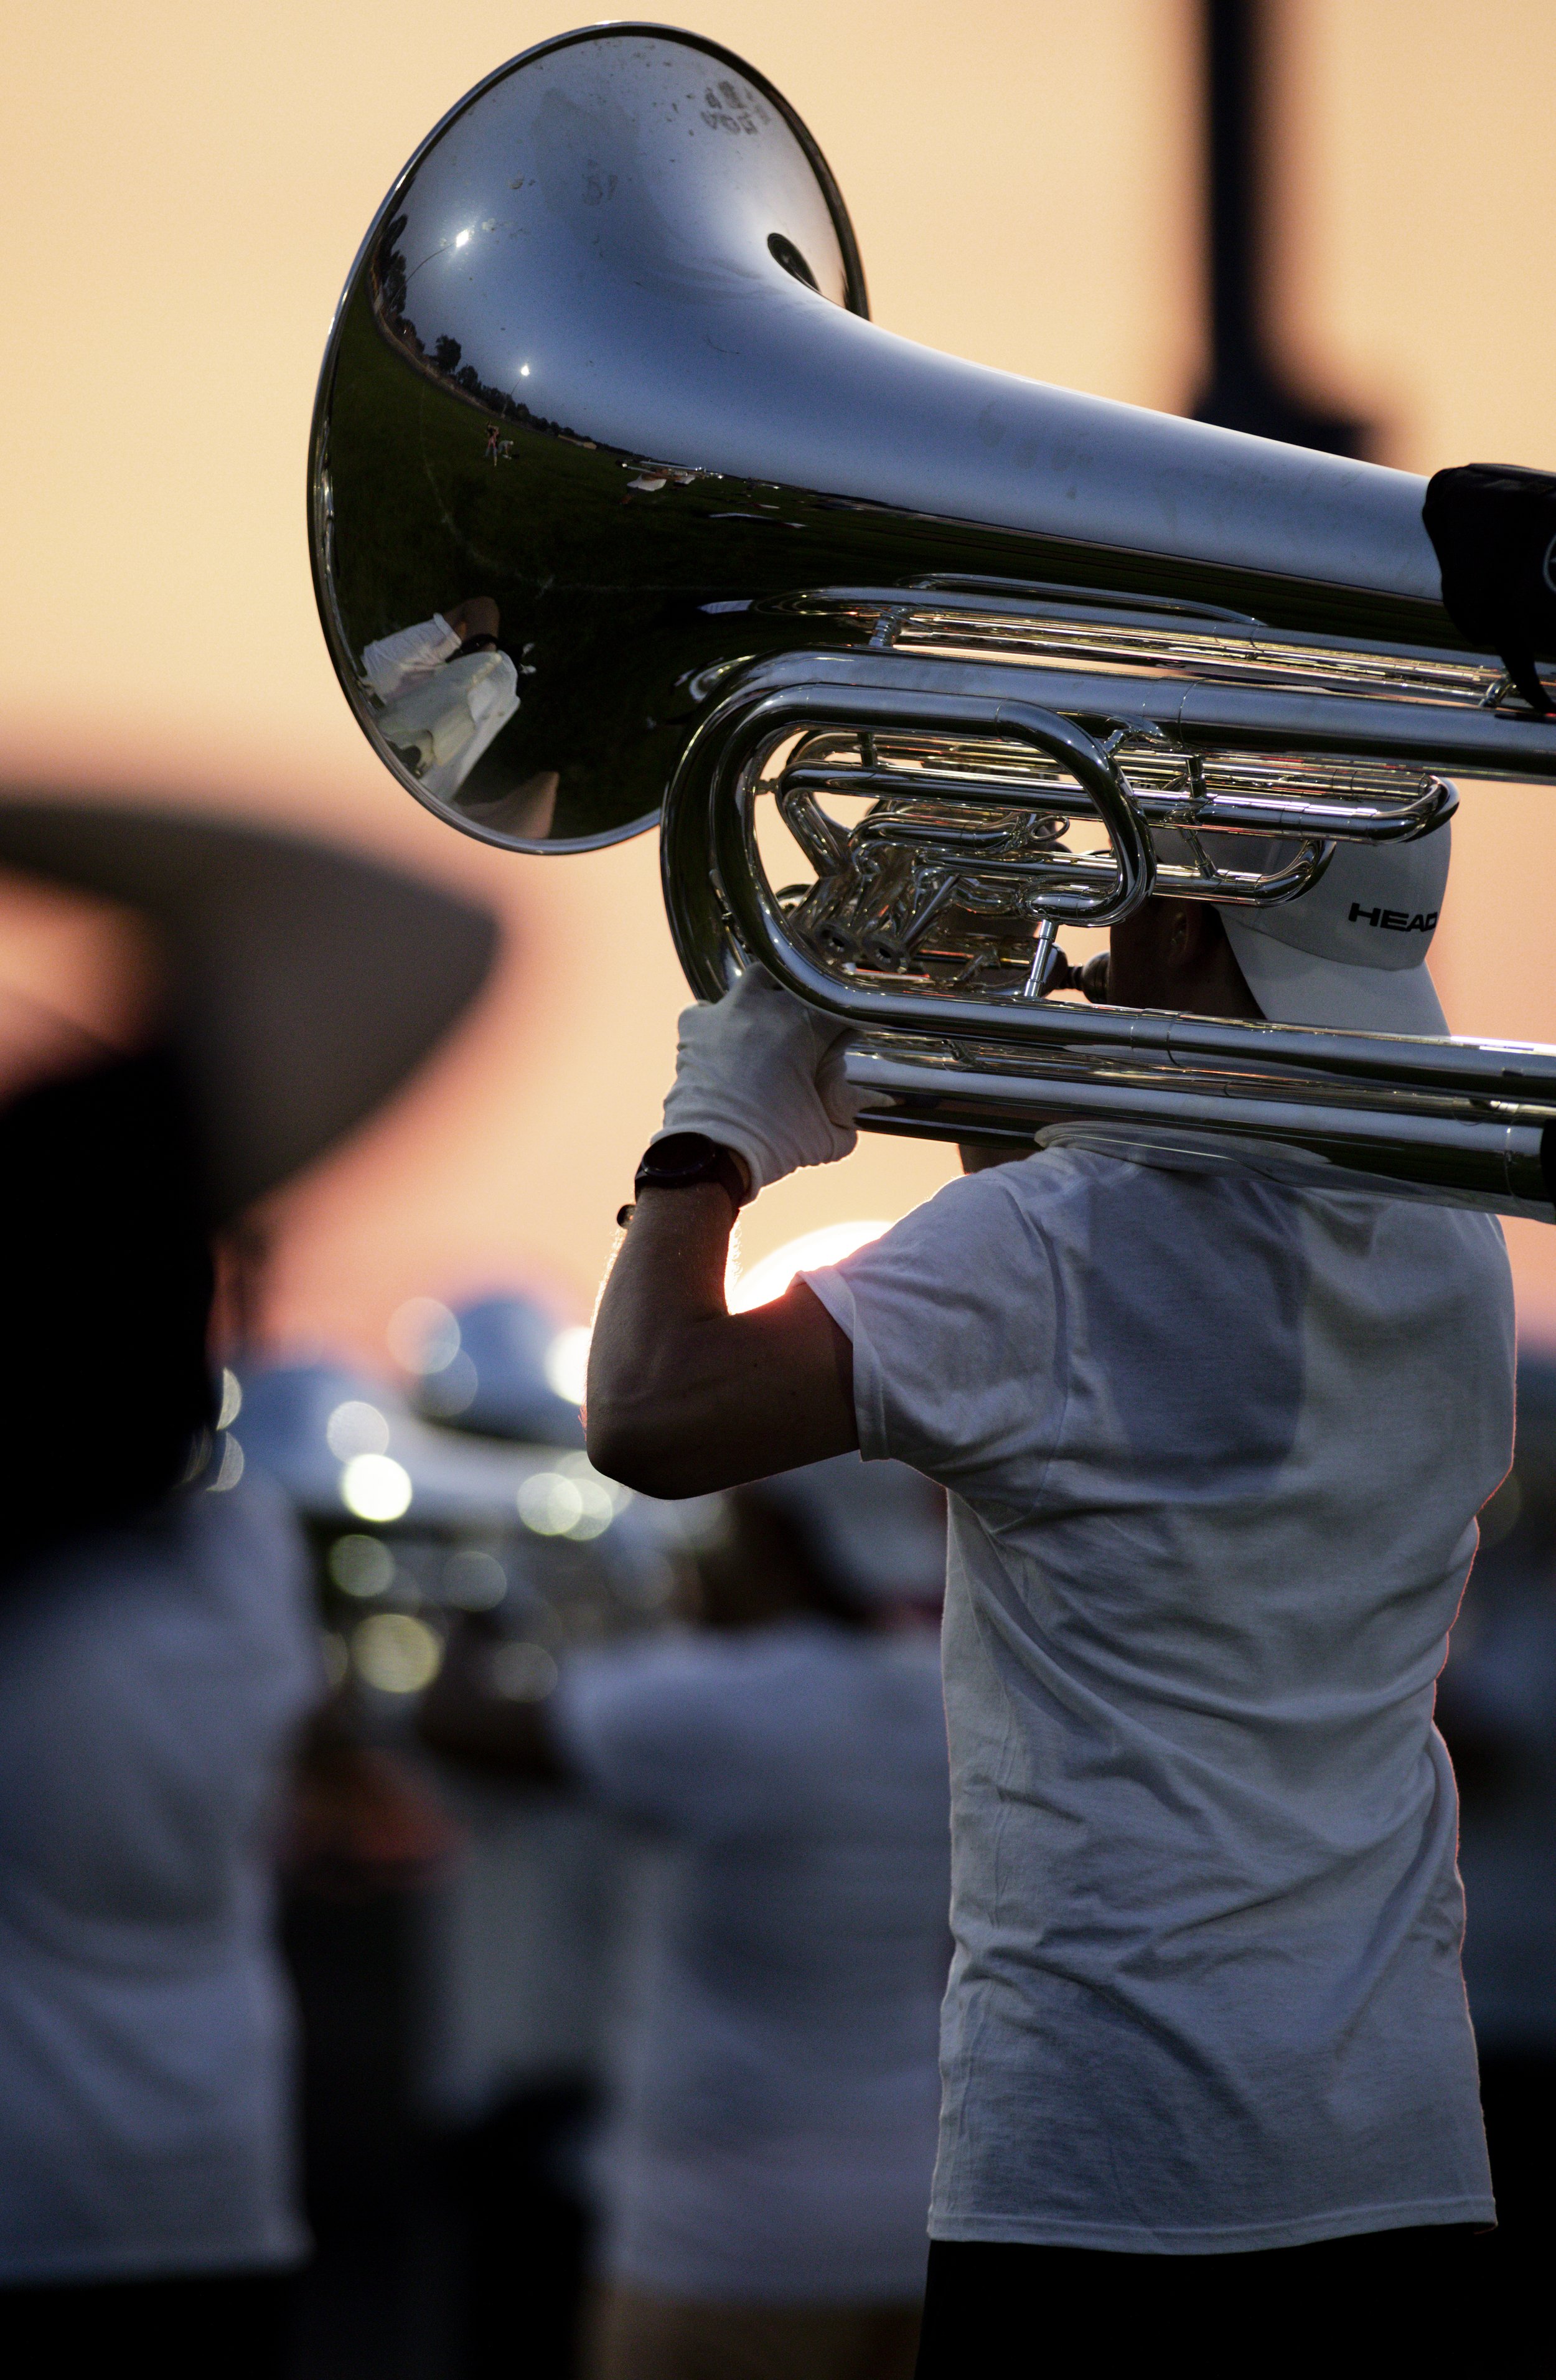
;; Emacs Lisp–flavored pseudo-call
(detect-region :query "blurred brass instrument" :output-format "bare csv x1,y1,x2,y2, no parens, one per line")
309,23,1556,1220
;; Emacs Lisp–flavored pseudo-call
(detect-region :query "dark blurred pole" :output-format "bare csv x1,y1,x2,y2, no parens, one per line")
1191,0,1371,456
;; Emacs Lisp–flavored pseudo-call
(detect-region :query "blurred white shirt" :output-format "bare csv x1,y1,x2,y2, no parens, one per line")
553,1620,950,2303
417,1793,629,2122
0,1476,322,2282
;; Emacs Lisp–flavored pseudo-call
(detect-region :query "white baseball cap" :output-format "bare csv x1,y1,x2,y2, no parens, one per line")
1211,825,1451,1037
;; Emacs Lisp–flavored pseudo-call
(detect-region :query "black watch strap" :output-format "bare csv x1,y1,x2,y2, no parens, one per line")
633,1131,748,1215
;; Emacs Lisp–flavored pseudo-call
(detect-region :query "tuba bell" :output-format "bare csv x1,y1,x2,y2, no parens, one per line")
309,22,1556,1222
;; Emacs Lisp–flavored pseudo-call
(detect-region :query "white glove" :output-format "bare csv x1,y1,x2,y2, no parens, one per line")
655,968,872,1197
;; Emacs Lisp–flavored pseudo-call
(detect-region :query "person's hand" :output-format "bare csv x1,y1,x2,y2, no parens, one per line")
654,967,873,1197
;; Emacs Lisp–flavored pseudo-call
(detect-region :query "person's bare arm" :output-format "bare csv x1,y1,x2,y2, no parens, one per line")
586,969,872,1495
586,1184,857,1497
443,595,500,643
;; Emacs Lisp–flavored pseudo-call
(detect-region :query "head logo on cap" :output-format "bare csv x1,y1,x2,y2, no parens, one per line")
1214,824,1452,1037
1344,901,1438,937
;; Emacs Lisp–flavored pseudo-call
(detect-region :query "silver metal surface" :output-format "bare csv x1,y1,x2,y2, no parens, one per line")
309,19,1555,857
309,22,1556,1221
841,1039,1556,1224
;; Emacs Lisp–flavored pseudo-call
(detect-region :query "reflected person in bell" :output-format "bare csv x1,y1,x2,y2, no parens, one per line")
584,824,1514,2374
360,596,520,807
419,1457,950,2380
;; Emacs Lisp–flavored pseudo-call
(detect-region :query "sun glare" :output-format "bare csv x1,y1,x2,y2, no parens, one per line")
728,1221,893,1314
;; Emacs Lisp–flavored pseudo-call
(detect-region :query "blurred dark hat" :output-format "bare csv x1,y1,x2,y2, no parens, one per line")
0,799,499,1217
749,1451,947,1608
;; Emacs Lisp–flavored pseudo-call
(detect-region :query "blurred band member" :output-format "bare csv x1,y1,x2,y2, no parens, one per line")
420,1454,951,2380
0,807,497,2374
584,827,1513,2372
413,1295,610,2380
0,884,319,2373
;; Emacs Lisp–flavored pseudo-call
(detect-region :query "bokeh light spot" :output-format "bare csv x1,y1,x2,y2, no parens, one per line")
326,1399,391,1459
387,1297,461,1375
491,1640,558,1701
354,1611,441,1694
341,1453,413,1522
544,1324,591,1407
207,1434,245,1492
329,1534,395,1598
518,1472,584,1535
443,1548,508,1610
419,1350,478,1417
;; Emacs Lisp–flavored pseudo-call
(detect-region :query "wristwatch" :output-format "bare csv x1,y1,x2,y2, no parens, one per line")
632,1132,748,1218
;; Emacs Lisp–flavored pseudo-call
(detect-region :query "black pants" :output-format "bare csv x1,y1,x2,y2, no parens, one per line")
1478,2053,1556,2323
0,2268,296,2378
914,2227,1506,2379
420,2084,595,2380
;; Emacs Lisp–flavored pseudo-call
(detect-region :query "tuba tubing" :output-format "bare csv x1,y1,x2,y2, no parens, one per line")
675,653,1556,1097
842,1043,1555,1222
308,22,1556,1220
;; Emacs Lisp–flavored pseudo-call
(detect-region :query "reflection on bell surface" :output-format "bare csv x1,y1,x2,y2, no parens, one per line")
359,596,521,808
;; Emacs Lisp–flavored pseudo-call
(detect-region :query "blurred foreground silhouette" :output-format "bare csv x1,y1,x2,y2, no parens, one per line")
0,804,494,2373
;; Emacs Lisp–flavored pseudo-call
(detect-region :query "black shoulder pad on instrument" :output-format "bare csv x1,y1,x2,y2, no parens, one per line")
1423,462,1556,717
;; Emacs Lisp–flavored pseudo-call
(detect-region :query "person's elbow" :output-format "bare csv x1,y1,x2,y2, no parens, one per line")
586,1388,722,1500
588,1399,699,1494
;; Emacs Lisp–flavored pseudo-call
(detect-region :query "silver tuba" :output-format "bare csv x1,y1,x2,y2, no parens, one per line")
309,22,1556,1221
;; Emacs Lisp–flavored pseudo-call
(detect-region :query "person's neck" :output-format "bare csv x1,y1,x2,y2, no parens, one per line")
1158,961,1262,1022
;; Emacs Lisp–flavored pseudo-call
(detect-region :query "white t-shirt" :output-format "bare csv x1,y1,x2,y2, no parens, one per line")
804,1142,1515,2255
551,1622,950,2302
0,1479,322,2282
418,1794,630,2122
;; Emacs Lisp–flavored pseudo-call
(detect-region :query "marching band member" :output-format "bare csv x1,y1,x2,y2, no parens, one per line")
585,824,1513,2372
0,805,495,2372
419,1457,951,2380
